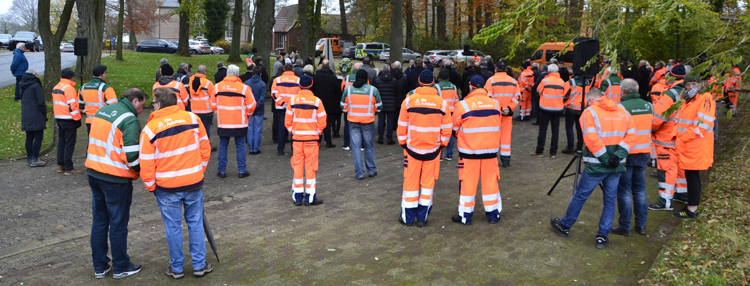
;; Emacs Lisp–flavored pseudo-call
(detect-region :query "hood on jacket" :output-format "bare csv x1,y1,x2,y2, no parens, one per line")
595,96,619,111
378,72,394,82
14,48,25,55
158,76,176,85
19,73,40,90
392,68,404,80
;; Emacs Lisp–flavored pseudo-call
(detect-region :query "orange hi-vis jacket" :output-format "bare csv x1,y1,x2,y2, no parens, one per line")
215,76,256,131
139,105,211,192
85,100,141,180
397,86,452,160
271,71,300,110
187,73,217,114
485,72,521,111
285,89,328,141
707,76,724,99
537,72,566,112
472,55,481,63
519,66,535,92
580,96,637,174
341,83,383,124
620,93,654,154
53,79,81,121
563,77,591,111
650,67,668,86
651,80,668,102
435,80,459,114
651,86,677,148
153,79,189,110
675,92,716,170
452,88,503,159
599,76,623,102
79,78,118,124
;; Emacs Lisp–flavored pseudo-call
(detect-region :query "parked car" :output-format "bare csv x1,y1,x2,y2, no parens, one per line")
354,42,389,60
530,41,575,68
341,46,356,59
135,39,178,53
424,50,452,66
448,49,487,64
379,48,421,62
188,40,211,54
9,31,41,52
0,34,11,49
60,43,74,52
208,44,224,54
315,37,342,56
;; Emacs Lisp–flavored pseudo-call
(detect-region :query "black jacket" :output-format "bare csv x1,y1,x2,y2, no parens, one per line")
558,67,571,82
215,67,227,83
448,68,462,96
405,65,425,92
392,68,409,109
532,71,549,99
461,69,480,97
638,66,652,101
305,58,314,66
239,71,254,83
20,74,47,132
312,68,342,114
479,68,494,81
374,72,400,113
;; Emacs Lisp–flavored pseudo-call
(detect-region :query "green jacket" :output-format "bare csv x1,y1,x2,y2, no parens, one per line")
620,93,653,116
662,82,685,102
598,75,621,93
87,98,142,183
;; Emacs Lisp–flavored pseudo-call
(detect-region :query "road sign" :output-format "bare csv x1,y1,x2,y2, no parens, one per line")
105,40,110,47
111,38,115,45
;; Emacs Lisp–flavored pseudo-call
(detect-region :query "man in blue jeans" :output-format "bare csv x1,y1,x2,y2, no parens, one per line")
341,69,382,179
550,88,637,249
245,65,266,154
215,65,256,178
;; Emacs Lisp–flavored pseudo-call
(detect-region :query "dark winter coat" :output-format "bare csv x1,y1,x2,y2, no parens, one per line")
405,65,425,92
461,69,480,97
374,72,400,113
11,49,28,77
558,66,571,82
214,67,227,83
479,67,494,81
293,66,304,78
448,68,462,96
638,66,652,101
244,74,267,117
312,68,342,114
392,68,409,109
239,71,254,83
257,63,269,85
304,58,314,67
20,73,47,131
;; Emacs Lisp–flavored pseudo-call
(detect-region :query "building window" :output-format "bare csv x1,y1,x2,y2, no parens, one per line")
277,34,285,49
226,19,233,38
196,21,204,37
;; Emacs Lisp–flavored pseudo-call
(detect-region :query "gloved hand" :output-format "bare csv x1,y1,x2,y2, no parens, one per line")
608,155,620,168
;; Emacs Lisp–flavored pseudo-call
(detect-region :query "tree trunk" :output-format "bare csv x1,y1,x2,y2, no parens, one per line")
310,0,322,57
246,0,256,44
39,0,75,102
424,0,428,36
436,0,446,41
338,0,348,39
127,0,136,50
431,1,436,37
390,0,404,63
483,3,491,29
467,0,474,38
475,5,481,34
116,0,124,60
405,0,413,49
453,0,458,38
297,0,309,56
76,0,105,82
176,0,190,56
254,0,274,74
227,0,243,62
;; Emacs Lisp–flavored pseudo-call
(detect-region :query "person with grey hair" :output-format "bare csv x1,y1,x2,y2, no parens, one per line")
612,78,653,237
174,63,192,90
11,42,29,101
215,62,227,83
531,63,566,158
599,66,623,101
155,58,169,82
293,59,304,77
303,64,314,77
362,56,378,85
20,68,47,166
215,64,256,178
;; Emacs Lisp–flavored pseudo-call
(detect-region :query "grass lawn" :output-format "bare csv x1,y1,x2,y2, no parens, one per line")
0,84,55,159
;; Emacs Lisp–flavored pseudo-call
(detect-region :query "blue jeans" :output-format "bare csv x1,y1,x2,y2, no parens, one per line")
89,176,133,273
444,136,455,158
154,189,206,273
617,153,649,230
218,135,247,174
247,115,263,152
350,122,376,177
275,110,287,153
560,170,622,236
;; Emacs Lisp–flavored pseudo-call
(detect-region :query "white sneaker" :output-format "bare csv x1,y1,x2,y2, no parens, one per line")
342,146,350,151
446,157,452,161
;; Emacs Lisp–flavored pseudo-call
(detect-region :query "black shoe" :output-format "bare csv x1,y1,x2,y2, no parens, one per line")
532,122,539,125
452,214,471,225
294,201,302,206
550,216,569,238
634,226,646,235
256,150,262,154
193,263,213,277
649,172,658,178
489,216,501,224
416,221,426,227
387,141,396,145
332,134,341,138
326,144,336,148
377,140,384,145
561,148,575,155
595,235,609,249
305,199,323,206
674,207,698,219
611,225,632,237
368,172,377,177
211,147,217,152
648,202,673,211
238,172,250,178
398,217,413,226
277,152,286,156
94,265,111,279
217,172,226,179
165,265,184,279
113,263,141,279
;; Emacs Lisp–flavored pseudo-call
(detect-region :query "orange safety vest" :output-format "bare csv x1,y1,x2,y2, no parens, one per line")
271,71,300,110
139,106,211,192
485,73,520,110
537,72,566,112
564,77,591,111
651,86,676,148
435,80,459,114
518,66,535,93
215,76,256,130
397,86,452,160
452,88,502,159
284,89,328,141
472,55,481,63
675,92,715,170
153,80,189,110
53,79,81,121
79,79,118,124
85,101,140,180
187,74,217,114
602,77,622,102
580,96,637,169
342,84,382,124
650,67,668,86
650,81,668,102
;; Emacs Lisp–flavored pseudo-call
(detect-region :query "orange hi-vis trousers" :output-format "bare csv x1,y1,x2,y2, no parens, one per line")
500,116,513,157
728,91,738,113
656,146,677,208
401,151,440,224
456,157,501,225
291,141,319,204
519,90,532,118
676,168,687,197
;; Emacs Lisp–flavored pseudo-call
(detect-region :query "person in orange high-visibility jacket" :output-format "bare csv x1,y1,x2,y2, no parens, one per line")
215,65,256,177
86,88,147,278
435,69,459,161
518,61,535,120
54,68,83,174
485,62,520,167
341,69,383,179
138,88,213,277
598,66,623,102
472,53,481,64
723,66,742,115
187,65,217,142
153,64,189,111
672,76,716,219
532,64,566,157
649,62,668,87
397,70,452,227
612,79,654,236
451,75,503,225
550,88,638,248
79,65,117,133
285,76,327,206
271,63,300,155
561,75,592,155
647,78,680,211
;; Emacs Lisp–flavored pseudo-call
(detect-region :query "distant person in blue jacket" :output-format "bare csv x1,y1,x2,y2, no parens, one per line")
11,43,29,102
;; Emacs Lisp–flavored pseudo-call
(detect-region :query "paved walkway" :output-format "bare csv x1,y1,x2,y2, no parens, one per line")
0,105,679,284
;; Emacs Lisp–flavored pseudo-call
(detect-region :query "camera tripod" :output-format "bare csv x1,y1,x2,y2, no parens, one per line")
548,150,583,195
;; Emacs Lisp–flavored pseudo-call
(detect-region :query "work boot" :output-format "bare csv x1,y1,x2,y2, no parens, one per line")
610,225,632,237
193,263,213,277
451,214,470,225
64,169,83,175
29,159,47,167
398,217,413,226
238,172,250,178
57,165,65,173
648,202,673,211
634,226,646,235
673,194,688,204
305,198,323,206
416,221,427,227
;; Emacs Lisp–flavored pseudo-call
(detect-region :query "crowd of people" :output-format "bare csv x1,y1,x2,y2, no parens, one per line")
11,40,744,278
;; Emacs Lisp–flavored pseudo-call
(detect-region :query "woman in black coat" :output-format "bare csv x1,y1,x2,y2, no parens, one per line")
20,69,48,167
312,61,343,147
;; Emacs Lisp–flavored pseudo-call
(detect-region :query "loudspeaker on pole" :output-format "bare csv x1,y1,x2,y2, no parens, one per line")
74,38,88,56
